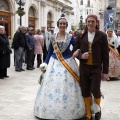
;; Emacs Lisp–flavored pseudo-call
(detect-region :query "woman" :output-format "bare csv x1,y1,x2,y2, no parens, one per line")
34,15,85,119
33,29,44,68
0,25,11,79
107,28,120,80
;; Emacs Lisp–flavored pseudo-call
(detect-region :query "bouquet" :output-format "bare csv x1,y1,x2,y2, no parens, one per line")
38,63,47,84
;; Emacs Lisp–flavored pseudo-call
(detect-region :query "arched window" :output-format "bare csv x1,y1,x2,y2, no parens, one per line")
28,6,36,33
80,0,83,5
28,7,35,17
47,12,54,31
47,12,52,20
0,0,9,11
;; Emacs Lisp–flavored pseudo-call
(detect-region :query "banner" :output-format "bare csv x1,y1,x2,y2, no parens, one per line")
104,9,114,30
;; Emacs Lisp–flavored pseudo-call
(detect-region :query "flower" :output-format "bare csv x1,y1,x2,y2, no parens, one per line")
38,63,47,85
15,9,25,16
40,63,47,72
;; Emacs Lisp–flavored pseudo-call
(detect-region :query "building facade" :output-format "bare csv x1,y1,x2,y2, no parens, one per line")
0,0,73,37
70,0,100,30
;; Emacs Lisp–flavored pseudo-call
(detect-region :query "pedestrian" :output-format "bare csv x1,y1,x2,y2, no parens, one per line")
73,14,109,120
41,26,51,62
25,27,35,70
33,29,44,68
0,25,12,79
34,14,85,119
12,26,27,72
106,28,120,80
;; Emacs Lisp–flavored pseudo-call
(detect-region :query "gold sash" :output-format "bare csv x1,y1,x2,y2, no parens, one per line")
108,45,120,60
52,40,80,83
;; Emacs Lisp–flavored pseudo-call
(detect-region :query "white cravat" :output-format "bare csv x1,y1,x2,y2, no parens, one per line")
88,31,95,43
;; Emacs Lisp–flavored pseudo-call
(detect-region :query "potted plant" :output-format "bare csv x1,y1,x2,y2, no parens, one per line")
15,9,25,16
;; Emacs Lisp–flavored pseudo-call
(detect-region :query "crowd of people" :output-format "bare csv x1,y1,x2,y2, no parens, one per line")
1,13,120,120
11,26,51,72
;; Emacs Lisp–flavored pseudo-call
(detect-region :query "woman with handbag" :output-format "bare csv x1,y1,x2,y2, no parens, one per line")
33,29,44,68
0,25,11,79
34,14,85,119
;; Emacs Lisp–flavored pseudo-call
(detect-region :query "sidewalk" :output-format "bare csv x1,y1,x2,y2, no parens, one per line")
0,53,120,120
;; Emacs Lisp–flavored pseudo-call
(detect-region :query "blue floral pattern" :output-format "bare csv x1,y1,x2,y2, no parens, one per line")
34,57,85,120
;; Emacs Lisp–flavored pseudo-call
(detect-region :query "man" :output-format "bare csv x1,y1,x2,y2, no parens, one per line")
41,26,51,62
73,14,109,120
12,26,27,72
25,27,35,70
116,29,120,54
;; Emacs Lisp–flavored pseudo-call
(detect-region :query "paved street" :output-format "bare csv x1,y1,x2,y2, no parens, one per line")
0,53,120,120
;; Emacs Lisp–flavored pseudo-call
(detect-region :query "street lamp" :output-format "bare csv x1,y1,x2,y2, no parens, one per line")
15,0,26,26
80,15,83,30
61,8,66,17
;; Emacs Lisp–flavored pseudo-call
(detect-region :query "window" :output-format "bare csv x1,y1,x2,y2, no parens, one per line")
0,0,9,11
47,12,52,20
80,0,83,5
87,0,90,7
29,7,35,17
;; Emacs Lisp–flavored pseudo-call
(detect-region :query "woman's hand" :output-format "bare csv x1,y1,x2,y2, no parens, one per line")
72,50,80,58
81,52,89,59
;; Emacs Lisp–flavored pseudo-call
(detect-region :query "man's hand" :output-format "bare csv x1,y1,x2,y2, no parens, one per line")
81,52,89,59
101,73,109,81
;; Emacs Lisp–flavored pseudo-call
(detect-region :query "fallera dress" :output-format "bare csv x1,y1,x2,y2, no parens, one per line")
34,33,85,120
108,36,120,77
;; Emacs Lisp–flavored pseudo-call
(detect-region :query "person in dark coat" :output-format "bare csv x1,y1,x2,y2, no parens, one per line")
73,14,109,120
0,25,12,79
12,26,27,72
25,27,35,70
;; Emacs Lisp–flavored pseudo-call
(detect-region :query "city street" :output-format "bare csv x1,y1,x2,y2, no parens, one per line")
0,53,120,120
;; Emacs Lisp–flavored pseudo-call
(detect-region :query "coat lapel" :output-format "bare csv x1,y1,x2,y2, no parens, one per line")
92,30,101,45
83,32,88,45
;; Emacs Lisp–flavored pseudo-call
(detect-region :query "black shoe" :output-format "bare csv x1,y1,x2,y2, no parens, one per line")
15,70,22,72
95,111,101,120
20,69,25,71
4,76,9,78
32,67,35,69
0,77,4,79
26,67,33,70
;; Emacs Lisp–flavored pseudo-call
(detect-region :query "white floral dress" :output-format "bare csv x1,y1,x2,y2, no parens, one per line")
34,33,85,120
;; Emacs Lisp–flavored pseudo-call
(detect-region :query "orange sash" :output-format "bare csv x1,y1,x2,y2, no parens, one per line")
108,45,120,60
52,40,80,83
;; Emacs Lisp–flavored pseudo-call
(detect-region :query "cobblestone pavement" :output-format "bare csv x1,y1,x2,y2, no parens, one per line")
0,54,120,120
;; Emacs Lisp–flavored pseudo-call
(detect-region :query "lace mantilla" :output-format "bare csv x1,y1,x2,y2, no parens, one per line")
51,32,72,53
